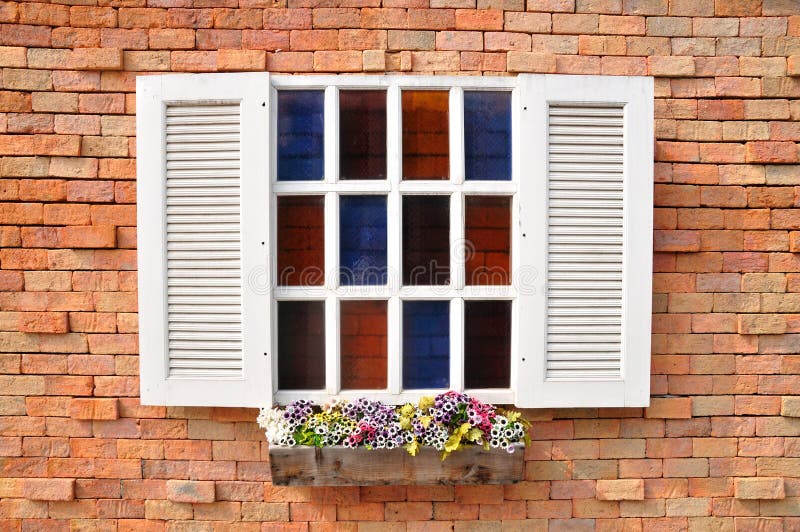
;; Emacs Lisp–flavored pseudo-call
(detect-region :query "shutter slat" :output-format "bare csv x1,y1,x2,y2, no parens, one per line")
546,103,624,381
166,101,243,379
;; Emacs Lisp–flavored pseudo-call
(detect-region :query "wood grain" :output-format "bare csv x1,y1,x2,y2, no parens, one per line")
269,443,524,486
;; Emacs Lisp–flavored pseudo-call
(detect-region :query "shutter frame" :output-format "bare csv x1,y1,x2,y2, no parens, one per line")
137,73,272,407
516,74,653,408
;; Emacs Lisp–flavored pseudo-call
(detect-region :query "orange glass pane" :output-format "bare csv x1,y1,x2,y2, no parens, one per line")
465,196,511,285
277,196,324,286
402,90,449,180
340,300,387,390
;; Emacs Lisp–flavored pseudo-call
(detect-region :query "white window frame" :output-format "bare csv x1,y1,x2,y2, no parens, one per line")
270,75,520,406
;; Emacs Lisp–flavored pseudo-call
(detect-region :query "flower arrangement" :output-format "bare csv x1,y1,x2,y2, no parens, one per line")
258,391,530,460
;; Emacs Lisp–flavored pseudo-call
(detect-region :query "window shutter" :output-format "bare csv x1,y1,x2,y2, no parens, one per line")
137,73,271,407
516,74,653,408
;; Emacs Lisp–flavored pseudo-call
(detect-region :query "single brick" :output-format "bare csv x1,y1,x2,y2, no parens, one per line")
18,312,69,334
782,397,800,417
69,398,119,420
734,477,785,500
645,397,692,419
166,479,216,503
596,480,644,501
22,478,74,501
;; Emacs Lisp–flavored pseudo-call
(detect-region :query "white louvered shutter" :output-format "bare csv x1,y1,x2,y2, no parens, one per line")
137,73,271,407
516,74,653,408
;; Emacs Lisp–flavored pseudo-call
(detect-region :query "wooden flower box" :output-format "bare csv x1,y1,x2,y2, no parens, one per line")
268,443,524,486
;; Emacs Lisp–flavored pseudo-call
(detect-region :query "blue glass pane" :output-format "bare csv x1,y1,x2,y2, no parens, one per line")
403,301,449,389
340,195,387,285
278,91,324,181
464,91,511,181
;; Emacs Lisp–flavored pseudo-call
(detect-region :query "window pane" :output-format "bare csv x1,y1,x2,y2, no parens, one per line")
465,301,511,389
402,90,449,180
464,91,512,181
340,195,388,286
278,301,325,390
340,300,387,390
340,90,386,180
277,196,324,286
277,91,324,181
403,300,449,389
465,196,511,286
403,196,449,286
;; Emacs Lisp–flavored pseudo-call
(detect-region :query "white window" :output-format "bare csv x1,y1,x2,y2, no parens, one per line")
137,73,653,409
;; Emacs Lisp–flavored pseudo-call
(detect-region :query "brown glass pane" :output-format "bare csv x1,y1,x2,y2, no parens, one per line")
403,195,450,286
340,300,387,390
278,301,325,390
465,196,511,286
465,301,511,389
402,90,449,180
277,196,324,286
340,90,387,180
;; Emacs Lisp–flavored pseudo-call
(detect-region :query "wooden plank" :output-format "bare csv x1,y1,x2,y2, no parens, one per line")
268,444,524,486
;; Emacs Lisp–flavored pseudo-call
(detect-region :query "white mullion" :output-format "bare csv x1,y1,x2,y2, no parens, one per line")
451,192,465,291
510,87,521,404
399,286,515,299
449,87,464,185
450,297,464,392
398,182,515,194
387,83,402,395
336,287,392,299
275,182,391,194
276,389,514,405
272,74,516,90
325,296,339,394
325,86,338,184
324,188,339,393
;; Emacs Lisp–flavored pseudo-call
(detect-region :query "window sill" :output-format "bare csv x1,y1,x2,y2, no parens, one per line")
268,443,524,486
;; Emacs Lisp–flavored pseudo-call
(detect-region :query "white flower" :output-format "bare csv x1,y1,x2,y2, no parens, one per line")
258,407,293,445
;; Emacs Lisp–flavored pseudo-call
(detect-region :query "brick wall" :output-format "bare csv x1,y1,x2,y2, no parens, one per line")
1,0,800,529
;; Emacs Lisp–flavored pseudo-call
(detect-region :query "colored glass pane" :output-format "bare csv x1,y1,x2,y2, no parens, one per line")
403,300,449,389
402,90,449,180
340,300,388,390
277,91,324,181
464,91,512,181
277,196,325,286
465,196,511,286
464,301,511,389
340,90,387,180
278,301,325,390
403,195,450,286
340,195,388,286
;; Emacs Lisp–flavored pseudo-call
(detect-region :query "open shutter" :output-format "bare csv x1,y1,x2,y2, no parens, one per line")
137,73,271,407
516,74,653,408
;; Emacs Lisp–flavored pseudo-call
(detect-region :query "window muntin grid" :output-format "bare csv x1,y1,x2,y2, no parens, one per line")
270,76,518,405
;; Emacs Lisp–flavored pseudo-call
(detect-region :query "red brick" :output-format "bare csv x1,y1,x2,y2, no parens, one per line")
166,479,215,503
22,478,74,501
68,399,118,421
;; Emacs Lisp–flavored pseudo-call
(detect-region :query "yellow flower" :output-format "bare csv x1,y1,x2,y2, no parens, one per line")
405,440,419,457
418,396,434,411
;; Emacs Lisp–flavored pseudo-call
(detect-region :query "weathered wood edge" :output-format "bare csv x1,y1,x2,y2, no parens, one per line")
269,443,524,486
